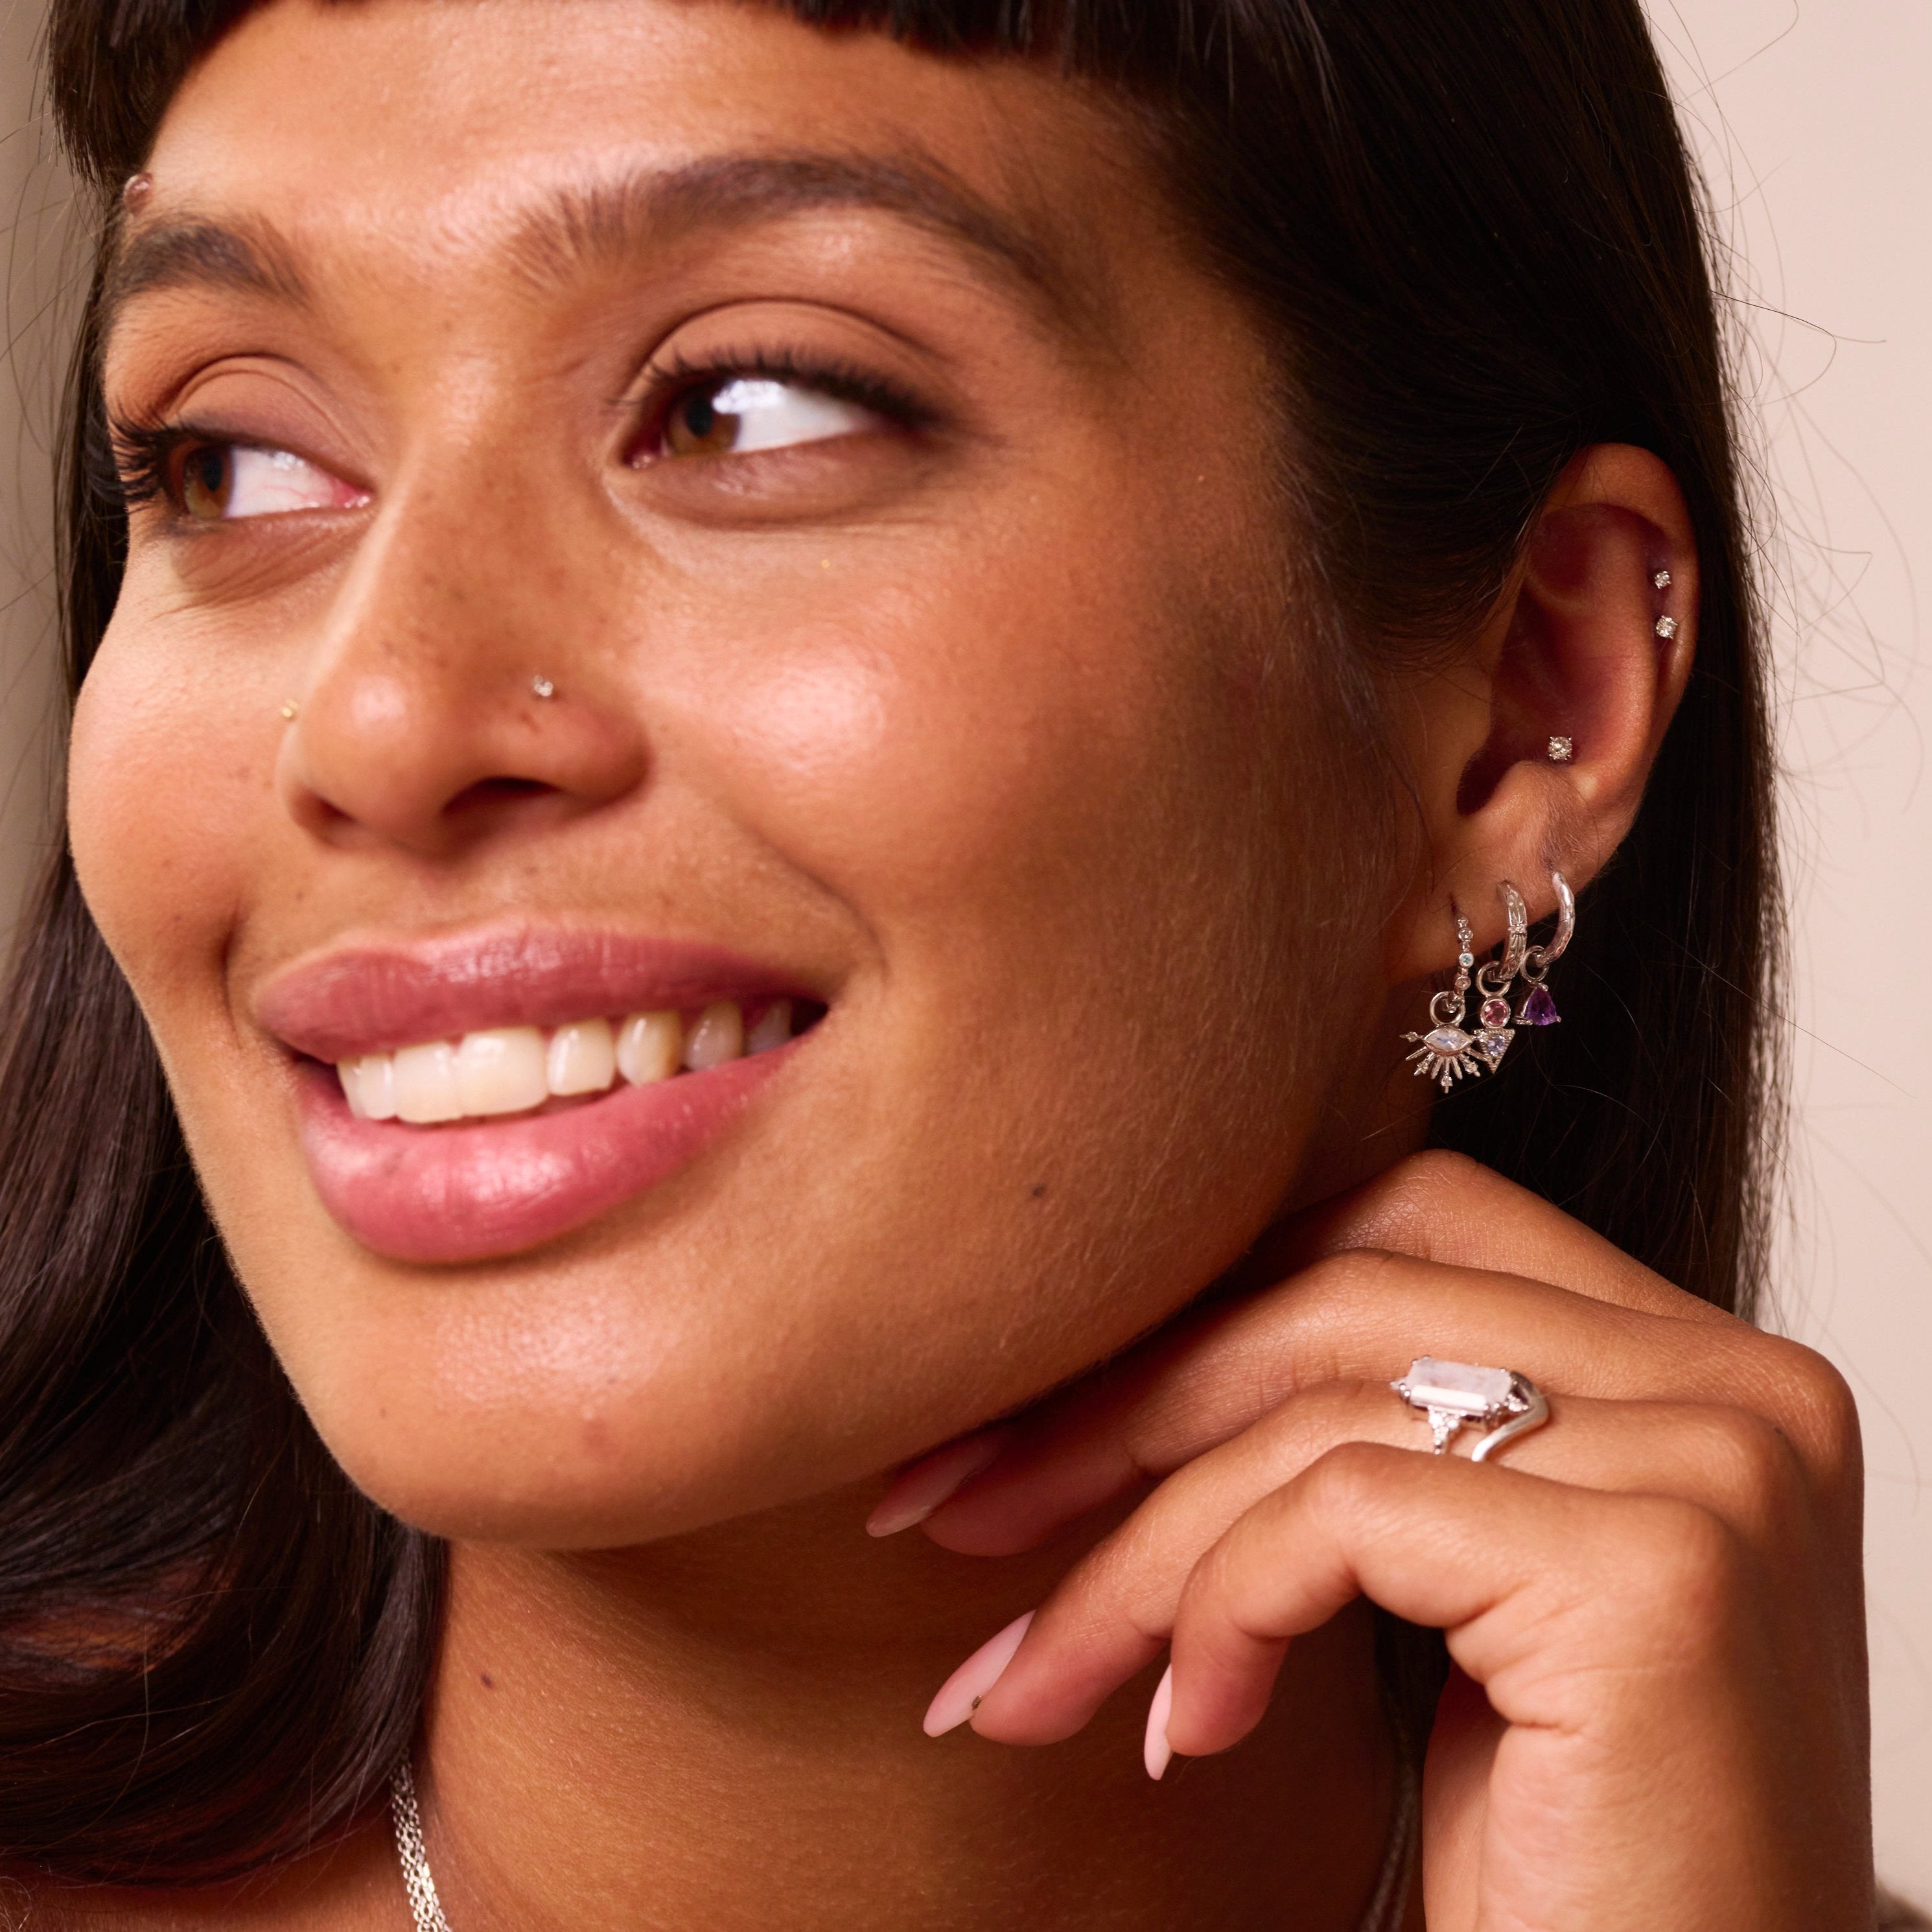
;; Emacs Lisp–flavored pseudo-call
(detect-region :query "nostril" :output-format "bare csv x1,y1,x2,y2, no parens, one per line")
448,776,557,815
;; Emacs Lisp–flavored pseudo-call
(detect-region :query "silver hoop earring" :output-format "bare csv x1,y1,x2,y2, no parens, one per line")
1401,872,1574,1088
1515,870,1574,1027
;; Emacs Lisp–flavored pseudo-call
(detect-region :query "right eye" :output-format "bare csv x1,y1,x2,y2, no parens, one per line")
170,442,370,522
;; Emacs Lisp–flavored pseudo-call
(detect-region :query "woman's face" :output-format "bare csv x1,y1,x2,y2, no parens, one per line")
72,0,1390,1544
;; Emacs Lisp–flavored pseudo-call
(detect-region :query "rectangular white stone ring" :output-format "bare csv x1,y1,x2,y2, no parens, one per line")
1390,1356,1550,1463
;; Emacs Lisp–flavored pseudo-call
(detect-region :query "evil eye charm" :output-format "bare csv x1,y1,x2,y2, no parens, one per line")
1402,1023,1484,1092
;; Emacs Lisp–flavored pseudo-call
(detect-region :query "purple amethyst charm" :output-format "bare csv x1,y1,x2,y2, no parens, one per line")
1517,984,1561,1027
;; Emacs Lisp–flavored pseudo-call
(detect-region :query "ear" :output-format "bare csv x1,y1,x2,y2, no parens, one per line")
1385,443,1697,973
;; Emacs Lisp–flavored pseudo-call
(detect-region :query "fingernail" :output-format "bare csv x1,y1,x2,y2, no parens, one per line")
922,1610,1034,1737
867,1431,1006,1537
1143,1664,1174,1781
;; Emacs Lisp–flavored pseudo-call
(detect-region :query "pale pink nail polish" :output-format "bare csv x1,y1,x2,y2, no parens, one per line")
867,1431,1006,1537
922,1610,1035,1736
1143,1664,1174,1781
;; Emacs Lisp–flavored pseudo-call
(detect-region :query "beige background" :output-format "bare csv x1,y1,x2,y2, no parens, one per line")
1,0,1927,1898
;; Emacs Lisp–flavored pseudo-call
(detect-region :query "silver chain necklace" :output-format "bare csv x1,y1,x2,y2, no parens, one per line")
388,1750,1416,1932
391,1762,456,1932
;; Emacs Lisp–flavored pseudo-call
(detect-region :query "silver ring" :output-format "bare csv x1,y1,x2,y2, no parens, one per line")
1391,1356,1550,1463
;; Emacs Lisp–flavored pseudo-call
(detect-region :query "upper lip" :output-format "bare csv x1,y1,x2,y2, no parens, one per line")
255,924,816,1064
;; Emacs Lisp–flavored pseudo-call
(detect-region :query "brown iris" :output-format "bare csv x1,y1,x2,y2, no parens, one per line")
664,386,743,458
175,443,234,521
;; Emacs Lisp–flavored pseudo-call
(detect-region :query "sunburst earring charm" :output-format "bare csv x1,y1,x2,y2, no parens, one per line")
1402,914,1485,1091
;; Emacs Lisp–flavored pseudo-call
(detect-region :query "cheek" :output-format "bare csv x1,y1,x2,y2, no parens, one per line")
671,518,1259,944
68,598,272,1028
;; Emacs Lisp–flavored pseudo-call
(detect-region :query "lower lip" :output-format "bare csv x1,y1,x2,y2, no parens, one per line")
296,1046,795,1264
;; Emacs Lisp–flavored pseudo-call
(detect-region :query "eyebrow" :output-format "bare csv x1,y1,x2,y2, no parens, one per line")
104,215,308,322
102,151,1072,335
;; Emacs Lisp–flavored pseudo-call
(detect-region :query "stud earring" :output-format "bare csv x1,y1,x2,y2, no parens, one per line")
1655,616,1678,640
531,676,556,699
279,700,299,722
1547,735,1574,763
1652,569,1672,590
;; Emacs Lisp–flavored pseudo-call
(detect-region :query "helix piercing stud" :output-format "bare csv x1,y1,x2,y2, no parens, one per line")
1547,735,1574,763
531,676,556,699
1654,616,1677,640
279,700,298,722
1652,569,1672,590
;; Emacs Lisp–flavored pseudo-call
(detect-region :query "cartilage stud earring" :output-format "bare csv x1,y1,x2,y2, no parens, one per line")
1655,616,1677,640
1653,569,1671,590
1547,735,1574,763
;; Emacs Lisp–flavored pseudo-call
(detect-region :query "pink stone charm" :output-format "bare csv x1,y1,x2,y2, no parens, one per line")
1519,984,1561,1026
1480,997,1511,1029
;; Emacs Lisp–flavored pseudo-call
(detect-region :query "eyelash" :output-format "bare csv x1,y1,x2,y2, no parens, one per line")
106,413,228,515
102,348,937,520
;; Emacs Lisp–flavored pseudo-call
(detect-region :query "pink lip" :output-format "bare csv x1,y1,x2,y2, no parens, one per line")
257,925,820,1264
296,1048,793,1264
257,924,809,1062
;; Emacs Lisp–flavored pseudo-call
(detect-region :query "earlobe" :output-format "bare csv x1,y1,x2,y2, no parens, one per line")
1390,444,1698,976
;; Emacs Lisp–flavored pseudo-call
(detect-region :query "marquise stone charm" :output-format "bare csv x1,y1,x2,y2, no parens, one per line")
1403,919,1487,1090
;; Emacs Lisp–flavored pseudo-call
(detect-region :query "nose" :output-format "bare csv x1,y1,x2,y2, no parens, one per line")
279,465,649,858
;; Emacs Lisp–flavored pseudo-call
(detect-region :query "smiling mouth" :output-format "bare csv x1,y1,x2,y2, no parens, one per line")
259,926,832,1261
335,997,818,1124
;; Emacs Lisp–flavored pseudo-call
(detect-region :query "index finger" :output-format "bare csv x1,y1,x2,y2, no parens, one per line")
1241,1150,1730,1327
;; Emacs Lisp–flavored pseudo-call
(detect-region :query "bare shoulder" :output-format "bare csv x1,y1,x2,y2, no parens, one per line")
3,1820,399,1932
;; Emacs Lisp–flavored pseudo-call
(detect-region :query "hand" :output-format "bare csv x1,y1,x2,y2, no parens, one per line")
876,1152,1872,1932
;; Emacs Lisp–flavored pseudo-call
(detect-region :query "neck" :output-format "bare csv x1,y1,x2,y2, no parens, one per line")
416,1482,1394,1931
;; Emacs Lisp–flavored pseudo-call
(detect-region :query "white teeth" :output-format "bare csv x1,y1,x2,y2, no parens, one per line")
393,1041,464,1124
338,1053,399,1120
684,1001,744,1071
547,1019,617,1096
455,1026,549,1117
617,1010,682,1086
746,999,793,1055
336,997,782,1126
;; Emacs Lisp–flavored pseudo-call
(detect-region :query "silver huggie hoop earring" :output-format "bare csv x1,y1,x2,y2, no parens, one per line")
1515,870,1574,1027
1467,884,1529,1073
1401,872,1574,1088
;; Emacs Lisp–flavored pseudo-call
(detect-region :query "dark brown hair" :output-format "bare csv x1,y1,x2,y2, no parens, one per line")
3,0,1778,1885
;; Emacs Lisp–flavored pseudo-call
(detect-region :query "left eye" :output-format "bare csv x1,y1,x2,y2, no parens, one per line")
659,377,879,460
174,443,367,522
